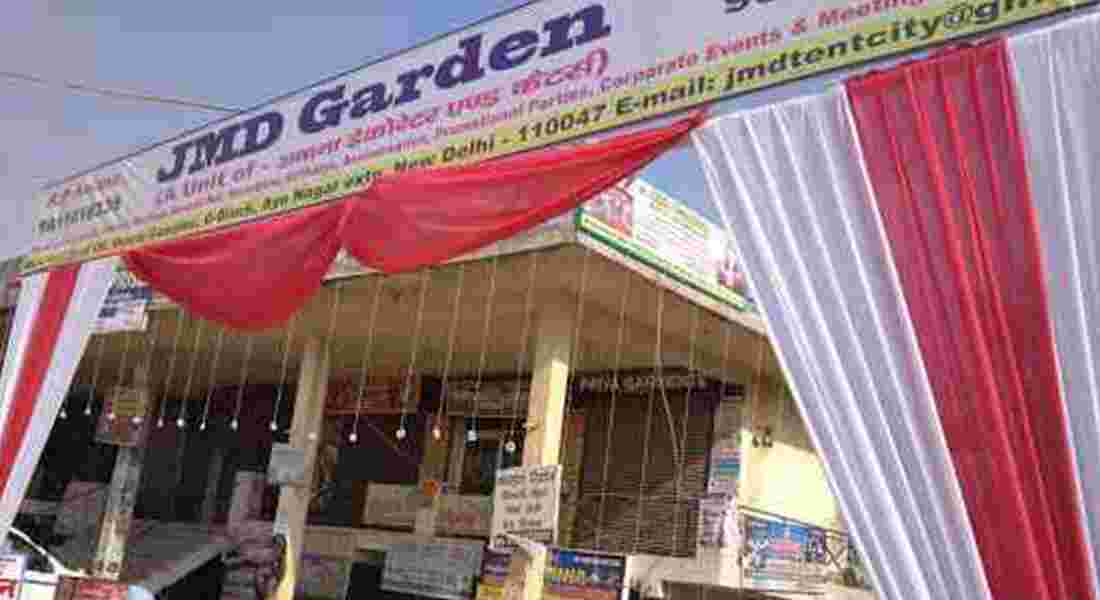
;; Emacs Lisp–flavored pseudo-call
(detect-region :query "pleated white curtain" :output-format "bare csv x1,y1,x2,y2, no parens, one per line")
692,89,991,600
1010,13,1100,587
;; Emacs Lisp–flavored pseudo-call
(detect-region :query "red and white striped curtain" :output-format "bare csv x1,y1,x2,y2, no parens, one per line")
0,258,116,541
695,12,1100,600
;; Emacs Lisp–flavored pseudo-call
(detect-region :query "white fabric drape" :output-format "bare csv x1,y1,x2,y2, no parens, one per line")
0,257,117,540
1010,13,1100,591
692,89,991,600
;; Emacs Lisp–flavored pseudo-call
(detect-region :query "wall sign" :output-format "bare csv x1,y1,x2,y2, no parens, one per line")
490,465,562,551
382,540,484,600
26,0,1072,273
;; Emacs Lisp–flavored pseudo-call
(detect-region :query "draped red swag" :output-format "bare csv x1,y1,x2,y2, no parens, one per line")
125,113,702,330
848,41,1096,600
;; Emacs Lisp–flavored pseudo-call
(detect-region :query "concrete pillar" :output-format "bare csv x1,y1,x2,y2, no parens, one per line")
91,358,152,580
505,301,573,600
273,335,330,600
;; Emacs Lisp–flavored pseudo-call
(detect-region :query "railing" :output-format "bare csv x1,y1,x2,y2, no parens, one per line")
737,505,873,593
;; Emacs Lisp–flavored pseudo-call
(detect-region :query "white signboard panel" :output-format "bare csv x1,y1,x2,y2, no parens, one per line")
25,0,1069,272
490,464,562,551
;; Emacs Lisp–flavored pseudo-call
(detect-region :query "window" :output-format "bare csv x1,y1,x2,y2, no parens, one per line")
7,534,53,574
459,437,523,495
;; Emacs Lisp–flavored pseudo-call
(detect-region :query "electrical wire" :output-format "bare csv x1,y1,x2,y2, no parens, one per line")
0,70,240,113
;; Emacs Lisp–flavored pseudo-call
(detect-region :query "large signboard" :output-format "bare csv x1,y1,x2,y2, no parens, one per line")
580,178,755,311
25,0,1073,272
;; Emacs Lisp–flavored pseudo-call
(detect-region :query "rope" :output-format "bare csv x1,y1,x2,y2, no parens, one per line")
199,326,227,431
271,313,298,433
351,277,386,444
632,289,660,552
133,311,162,425
84,334,108,416
107,332,134,421
178,319,206,428
156,311,186,428
434,265,466,441
669,302,699,554
566,247,593,404
595,267,631,550
503,253,539,459
470,256,500,442
398,269,432,439
231,335,255,431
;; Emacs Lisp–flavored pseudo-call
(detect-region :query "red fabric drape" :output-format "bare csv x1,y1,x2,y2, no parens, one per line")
0,265,78,500
124,113,701,331
125,202,346,331
848,41,1096,600
342,114,702,273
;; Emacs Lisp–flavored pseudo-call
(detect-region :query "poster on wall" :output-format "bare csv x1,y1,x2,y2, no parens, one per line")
707,397,742,496
297,554,353,600
490,465,562,551
382,540,484,600
579,178,755,312
476,548,626,600
0,554,25,600
25,0,1072,274
742,514,827,594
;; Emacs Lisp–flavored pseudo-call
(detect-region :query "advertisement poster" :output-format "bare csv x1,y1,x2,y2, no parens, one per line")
297,554,352,600
707,398,742,496
477,548,625,600
26,0,1071,273
579,178,755,311
382,540,484,600
742,515,826,594
697,494,739,550
0,554,25,600
93,267,153,334
490,465,562,551
93,386,151,447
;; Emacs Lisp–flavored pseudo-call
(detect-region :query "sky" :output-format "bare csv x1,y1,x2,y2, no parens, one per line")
0,0,825,264
4,1,1071,265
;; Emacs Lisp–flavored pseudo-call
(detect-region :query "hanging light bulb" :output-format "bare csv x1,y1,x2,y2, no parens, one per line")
176,417,185,429
157,418,166,429
132,416,142,425
504,439,517,454
59,409,68,420
348,431,359,444
395,427,407,440
84,405,93,417
432,425,443,441
230,418,239,431
199,421,207,431
467,428,478,443
269,421,278,432
308,432,318,442
107,412,116,422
